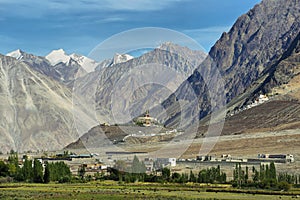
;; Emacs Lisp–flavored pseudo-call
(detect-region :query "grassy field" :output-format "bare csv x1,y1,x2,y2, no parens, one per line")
0,181,299,200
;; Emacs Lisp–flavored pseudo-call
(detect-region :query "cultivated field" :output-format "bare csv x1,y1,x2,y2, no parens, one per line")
0,181,300,200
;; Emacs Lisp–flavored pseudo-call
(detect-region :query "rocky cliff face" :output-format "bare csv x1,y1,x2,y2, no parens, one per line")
162,0,300,128
159,42,206,69
251,32,300,97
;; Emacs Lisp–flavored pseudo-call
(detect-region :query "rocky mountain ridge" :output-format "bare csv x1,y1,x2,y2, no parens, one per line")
161,0,300,129
6,49,88,85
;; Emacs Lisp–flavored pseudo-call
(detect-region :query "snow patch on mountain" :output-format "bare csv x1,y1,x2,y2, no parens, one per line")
7,48,132,73
46,49,70,66
113,53,134,65
45,49,100,72
70,53,99,73
6,49,24,60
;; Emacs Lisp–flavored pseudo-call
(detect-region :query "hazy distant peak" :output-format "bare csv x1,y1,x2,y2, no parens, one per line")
94,53,134,70
113,53,134,65
157,42,207,67
158,42,206,53
158,41,180,49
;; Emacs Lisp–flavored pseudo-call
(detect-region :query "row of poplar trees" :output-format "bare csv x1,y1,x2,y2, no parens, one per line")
2,152,71,183
232,162,297,191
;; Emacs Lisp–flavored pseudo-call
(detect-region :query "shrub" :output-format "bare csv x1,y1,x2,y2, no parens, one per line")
58,176,71,183
277,181,291,191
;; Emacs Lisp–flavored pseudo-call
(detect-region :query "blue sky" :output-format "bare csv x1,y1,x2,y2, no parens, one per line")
0,0,261,57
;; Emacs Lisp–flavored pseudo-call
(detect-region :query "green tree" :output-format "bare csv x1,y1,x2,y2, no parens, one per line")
131,155,140,173
198,169,207,183
253,169,259,183
277,181,291,191
259,164,265,181
33,159,43,183
7,152,19,177
178,173,189,183
221,172,227,183
269,162,276,180
238,163,242,186
245,166,249,182
233,163,246,187
22,157,33,182
0,161,9,177
139,161,147,174
162,167,171,181
265,164,270,180
278,172,295,184
43,163,50,183
216,165,222,182
9,149,16,155
189,170,197,182
46,162,71,182
233,163,238,182
115,160,127,172
63,151,69,158
171,172,181,182
78,165,86,180
132,155,146,174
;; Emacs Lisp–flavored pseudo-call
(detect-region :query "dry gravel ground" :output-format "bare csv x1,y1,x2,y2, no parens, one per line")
118,129,300,174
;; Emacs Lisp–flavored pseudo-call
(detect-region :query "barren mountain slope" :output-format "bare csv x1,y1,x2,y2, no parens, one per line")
0,55,96,152
162,0,300,128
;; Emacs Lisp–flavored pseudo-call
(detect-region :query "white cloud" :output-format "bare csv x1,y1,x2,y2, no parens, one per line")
0,0,189,17
102,0,189,11
183,26,231,34
98,17,125,23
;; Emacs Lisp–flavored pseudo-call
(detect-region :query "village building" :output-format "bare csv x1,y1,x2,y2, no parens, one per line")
155,158,176,169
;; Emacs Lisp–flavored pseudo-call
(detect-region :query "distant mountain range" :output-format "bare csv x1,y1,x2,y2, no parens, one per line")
0,42,206,152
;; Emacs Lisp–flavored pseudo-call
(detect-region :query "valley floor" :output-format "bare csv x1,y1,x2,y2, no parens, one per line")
0,182,299,200
112,129,300,174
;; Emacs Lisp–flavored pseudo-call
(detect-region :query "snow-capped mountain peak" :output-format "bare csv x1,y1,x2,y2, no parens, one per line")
6,49,24,60
113,53,134,65
46,49,71,66
70,53,99,73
